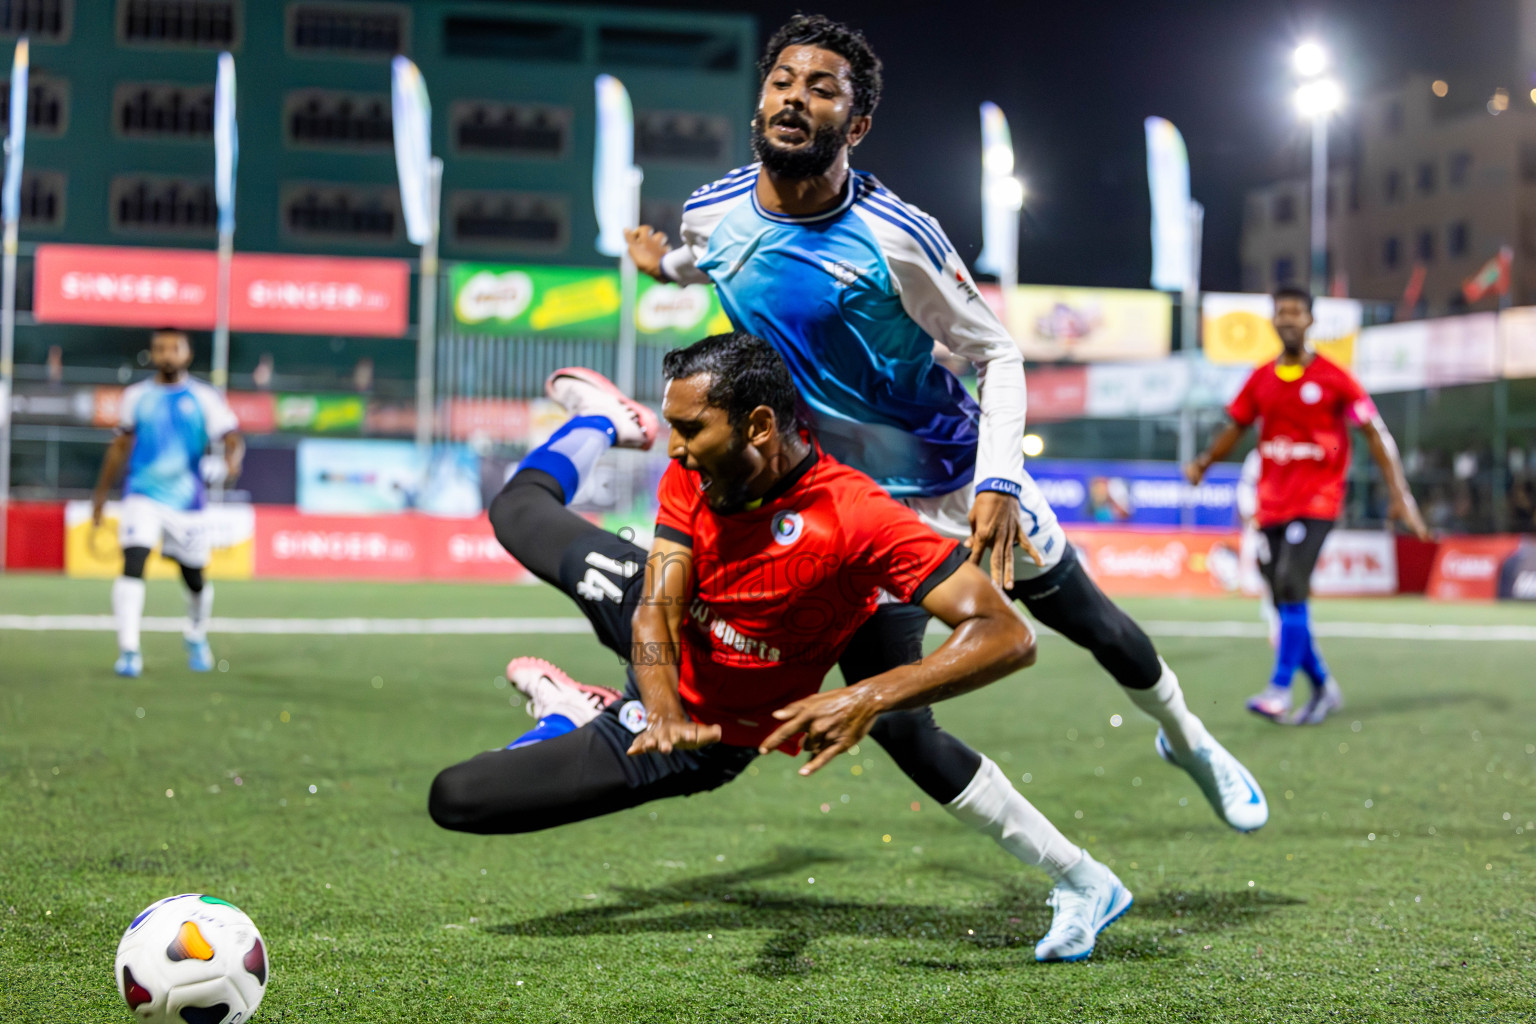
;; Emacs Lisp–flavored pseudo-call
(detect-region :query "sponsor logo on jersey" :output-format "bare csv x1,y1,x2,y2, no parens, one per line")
1285,521,1309,545
821,260,864,286
953,269,981,304
771,510,804,546
1299,381,1323,405
1259,436,1327,465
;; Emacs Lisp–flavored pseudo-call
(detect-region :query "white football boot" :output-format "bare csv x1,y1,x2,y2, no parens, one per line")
1244,684,1292,722
544,366,659,450
507,657,620,728
1155,729,1269,832
1290,677,1345,726
1034,851,1134,963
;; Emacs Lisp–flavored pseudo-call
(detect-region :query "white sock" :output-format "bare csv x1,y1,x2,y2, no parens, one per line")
185,583,213,643
943,756,1083,882
1122,656,1207,756
113,576,146,654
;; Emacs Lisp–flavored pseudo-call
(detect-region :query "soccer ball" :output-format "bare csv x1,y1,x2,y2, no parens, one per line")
114,894,268,1024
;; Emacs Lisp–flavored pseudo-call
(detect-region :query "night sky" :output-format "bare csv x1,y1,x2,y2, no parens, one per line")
593,0,1517,292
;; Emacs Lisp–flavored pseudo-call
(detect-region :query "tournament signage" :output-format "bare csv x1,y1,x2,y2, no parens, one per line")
34,245,410,336
449,262,730,341
981,284,1173,362
1201,292,1360,367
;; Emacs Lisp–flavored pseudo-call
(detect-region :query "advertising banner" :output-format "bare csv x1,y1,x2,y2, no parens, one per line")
276,394,367,434
64,500,254,580
1241,528,1398,597
230,254,409,337
1024,364,1088,421
252,507,529,583
1067,527,1243,597
635,277,733,342
1356,314,1500,393
1201,292,1359,367
451,263,621,336
1084,359,1191,417
1426,535,1525,601
35,245,411,335
1497,306,1536,378
1028,458,1241,528
296,439,481,517
1000,285,1172,362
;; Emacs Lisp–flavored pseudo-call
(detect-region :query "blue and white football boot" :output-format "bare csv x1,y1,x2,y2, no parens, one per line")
114,650,143,678
1156,728,1269,832
1034,851,1134,962
185,638,214,673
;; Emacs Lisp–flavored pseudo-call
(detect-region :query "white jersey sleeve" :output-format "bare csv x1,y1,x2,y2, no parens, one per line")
189,379,239,440
857,196,1027,495
666,163,761,286
116,380,150,434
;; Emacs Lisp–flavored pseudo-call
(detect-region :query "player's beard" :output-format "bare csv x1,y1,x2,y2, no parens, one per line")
699,432,759,514
751,109,848,179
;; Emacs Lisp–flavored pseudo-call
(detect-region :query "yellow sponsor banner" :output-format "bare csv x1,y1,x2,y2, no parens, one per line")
1004,285,1172,361
64,500,255,580
1202,292,1359,367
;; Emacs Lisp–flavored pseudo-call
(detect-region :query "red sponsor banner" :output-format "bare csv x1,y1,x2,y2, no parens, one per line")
5,501,66,570
253,507,530,582
1426,535,1523,601
36,245,217,328
92,386,125,428
225,391,276,434
230,253,409,337
1026,364,1089,421
1067,526,1243,597
35,245,409,336
444,399,530,442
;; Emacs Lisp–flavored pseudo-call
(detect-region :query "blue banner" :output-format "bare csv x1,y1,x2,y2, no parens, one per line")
1028,458,1241,528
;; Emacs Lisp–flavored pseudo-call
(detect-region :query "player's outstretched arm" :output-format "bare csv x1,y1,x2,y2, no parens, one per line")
1358,415,1431,541
760,561,1036,775
223,430,245,484
1186,420,1246,485
624,226,673,282
90,433,133,526
627,536,722,756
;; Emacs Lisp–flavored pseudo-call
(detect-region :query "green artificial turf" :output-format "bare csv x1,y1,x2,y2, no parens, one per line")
1,576,1533,1022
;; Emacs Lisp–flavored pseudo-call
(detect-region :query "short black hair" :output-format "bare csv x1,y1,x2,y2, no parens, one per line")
662,331,799,435
759,14,884,118
1273,285,1314,312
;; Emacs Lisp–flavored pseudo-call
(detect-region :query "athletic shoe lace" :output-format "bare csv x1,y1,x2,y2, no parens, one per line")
1043,884,1095,941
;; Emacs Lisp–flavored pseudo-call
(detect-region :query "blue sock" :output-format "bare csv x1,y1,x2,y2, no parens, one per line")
1299,632,1330,687
507,714,576,749
514,415,616,504
1271,602,1313,689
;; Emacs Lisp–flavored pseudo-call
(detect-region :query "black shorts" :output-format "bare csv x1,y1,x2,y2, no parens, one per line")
1257,518,1334,604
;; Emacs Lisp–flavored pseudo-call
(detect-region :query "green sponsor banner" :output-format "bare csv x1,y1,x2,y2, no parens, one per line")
275,394,367,434
449,262,732,342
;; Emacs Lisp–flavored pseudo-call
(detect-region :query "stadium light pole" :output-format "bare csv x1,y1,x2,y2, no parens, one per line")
0,36,28,573
1294,42,1342,298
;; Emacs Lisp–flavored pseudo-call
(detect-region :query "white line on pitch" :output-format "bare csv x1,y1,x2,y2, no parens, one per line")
0,614,1534,642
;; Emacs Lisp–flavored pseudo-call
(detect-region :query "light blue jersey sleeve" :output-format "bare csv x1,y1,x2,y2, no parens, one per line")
119,378,237,511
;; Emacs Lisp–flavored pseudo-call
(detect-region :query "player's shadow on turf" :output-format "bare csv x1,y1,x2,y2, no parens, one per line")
489,849,1303,976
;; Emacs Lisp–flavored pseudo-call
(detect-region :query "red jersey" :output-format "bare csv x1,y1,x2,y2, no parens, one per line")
653,450,964,750
1227,354,1376,527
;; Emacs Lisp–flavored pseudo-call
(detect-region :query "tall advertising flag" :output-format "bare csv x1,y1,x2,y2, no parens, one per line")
391,55,434,247
1145,116,1192,292
976,101,1020,279
2,37,26,228
0,36,27,569
213,52,237,236
594,74,639,258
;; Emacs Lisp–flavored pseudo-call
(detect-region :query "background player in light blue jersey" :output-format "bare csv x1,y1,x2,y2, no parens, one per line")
91,328,242,678
622,16,1269,944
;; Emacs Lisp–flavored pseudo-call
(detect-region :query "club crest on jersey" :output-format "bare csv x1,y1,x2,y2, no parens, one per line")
822,260,863,286
618,700,648,734
1299,381,1323,405
771,510,804,546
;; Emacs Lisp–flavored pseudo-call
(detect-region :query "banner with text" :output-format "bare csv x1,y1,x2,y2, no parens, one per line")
1201,292,1360,367
982,284,1172,361
1027,458,1241,528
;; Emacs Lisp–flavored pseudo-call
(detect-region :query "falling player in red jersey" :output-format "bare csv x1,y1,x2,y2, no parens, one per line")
1186,286,1429,724
432,333,1136,962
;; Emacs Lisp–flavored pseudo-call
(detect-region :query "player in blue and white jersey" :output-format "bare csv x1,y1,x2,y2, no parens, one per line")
620,16,1267,952
91,328,242,678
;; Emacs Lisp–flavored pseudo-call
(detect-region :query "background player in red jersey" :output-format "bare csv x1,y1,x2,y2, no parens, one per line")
432,333,1136,963
1186,287,1430,725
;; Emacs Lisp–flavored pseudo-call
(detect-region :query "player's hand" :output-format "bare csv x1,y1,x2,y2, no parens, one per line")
968,490,1039,591
90,494,105,528
760,688,881,776
625,226,671,281
1388,492,1432,542
225,455,243,486
626,711,721,757
1183,459,1206,486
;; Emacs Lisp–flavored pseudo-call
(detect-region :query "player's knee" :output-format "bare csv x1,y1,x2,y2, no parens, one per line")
121,547,150,579
180,564,205,593
488,480,548,559
427,765,485,833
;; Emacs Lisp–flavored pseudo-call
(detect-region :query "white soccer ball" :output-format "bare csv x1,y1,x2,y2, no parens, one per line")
114,893,268,1024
